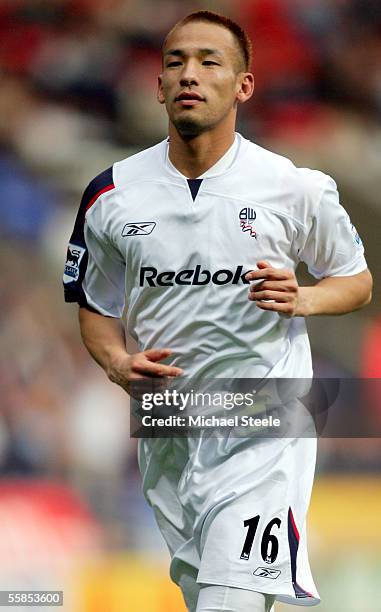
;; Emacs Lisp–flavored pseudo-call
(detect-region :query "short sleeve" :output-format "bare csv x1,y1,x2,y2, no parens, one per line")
63,167,126,317
81,223,126,317
298,176,368,279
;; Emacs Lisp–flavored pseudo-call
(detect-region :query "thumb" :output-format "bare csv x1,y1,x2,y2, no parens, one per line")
143,348,173,362
256,260,271,269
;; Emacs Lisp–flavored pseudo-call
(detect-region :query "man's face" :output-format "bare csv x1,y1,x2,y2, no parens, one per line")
158,21,250,137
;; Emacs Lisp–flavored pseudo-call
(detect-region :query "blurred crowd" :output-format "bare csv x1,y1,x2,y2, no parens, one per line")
0,0,381,551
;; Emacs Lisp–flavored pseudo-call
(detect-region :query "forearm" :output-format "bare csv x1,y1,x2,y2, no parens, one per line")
78,307,183,390
78,306,128,378
296,269,373,317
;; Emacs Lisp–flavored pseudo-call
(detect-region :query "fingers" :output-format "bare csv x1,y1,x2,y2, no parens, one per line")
249,278,298,301
249,290,292,303
246,267,292,282
132,348,183,378
110,348,183,400
143,348,173,361
249,280,296,294
254,300,295,316
256,260,271,269
246,262,299,317
133,360,183,377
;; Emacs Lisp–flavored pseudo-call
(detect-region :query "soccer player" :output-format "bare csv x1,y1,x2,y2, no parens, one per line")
63,11,372,612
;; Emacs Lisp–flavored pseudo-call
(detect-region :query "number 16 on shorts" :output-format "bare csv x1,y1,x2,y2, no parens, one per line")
240,514,281,564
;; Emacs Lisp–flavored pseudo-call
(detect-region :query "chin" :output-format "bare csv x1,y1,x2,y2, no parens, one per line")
173,118,208,138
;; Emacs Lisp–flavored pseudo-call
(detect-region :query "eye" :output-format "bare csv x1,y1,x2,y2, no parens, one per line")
202,60,219,66
167,61,182,67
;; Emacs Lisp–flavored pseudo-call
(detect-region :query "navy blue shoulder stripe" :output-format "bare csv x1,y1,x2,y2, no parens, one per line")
72,166,114,238
63,166,114,306
83,166,115,212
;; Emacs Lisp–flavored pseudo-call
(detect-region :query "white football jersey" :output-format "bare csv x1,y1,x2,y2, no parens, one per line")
64,134,368,607
64,133,367,379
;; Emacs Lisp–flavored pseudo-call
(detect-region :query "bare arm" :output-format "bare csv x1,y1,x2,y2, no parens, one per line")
246,261,373,317
295,270,373,316
78,306,183,392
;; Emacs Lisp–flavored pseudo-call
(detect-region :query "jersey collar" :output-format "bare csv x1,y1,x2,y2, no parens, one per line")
165,133,242,179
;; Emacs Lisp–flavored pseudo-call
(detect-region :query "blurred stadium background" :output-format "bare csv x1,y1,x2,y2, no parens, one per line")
0,1,380,610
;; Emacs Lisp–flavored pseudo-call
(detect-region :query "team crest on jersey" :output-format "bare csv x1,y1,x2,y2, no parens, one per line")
239,208,257,239
64,244,86,283
122,222,156,237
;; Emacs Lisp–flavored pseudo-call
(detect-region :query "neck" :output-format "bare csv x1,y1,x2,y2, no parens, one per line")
168,119,236,179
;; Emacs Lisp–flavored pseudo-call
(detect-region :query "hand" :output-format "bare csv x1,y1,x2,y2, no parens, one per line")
108,348,183,397
246,260,300,317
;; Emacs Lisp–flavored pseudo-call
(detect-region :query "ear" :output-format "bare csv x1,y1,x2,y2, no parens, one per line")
157,75,165,104
236,72,254,104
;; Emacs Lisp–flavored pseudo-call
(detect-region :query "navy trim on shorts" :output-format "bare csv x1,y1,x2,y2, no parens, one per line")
287,507,313,599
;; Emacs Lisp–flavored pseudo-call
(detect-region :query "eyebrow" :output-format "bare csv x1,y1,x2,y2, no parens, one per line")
164,48,224,58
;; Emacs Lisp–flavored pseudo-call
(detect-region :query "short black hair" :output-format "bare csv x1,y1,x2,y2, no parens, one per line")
163,10,252,72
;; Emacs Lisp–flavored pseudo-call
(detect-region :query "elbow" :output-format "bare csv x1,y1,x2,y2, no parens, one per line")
361,269,373,307
364,288,372,306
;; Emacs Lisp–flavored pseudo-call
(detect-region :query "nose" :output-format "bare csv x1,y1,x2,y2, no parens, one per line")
179,59,199,87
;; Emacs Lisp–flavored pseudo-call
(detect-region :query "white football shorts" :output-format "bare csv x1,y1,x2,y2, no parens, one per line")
138,429,320,609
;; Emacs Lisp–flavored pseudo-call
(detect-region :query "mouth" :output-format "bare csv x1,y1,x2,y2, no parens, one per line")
175,92,205,106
